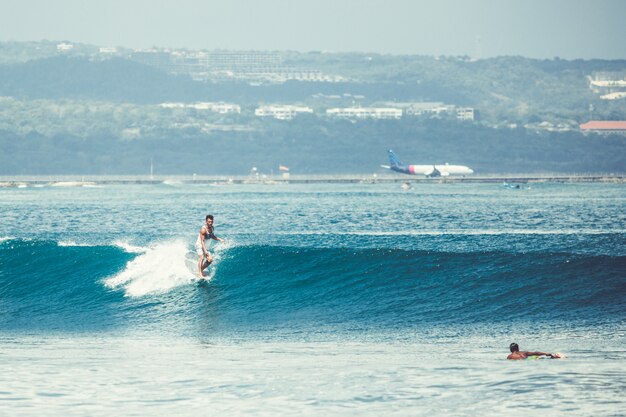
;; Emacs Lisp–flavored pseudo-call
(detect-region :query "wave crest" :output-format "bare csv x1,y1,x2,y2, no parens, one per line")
104,239,232,297
1,240,624,331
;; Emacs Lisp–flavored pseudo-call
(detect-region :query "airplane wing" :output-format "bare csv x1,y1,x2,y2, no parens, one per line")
424,166,441,177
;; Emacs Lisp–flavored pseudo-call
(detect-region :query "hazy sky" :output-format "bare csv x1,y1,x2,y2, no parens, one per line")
2,0,625,59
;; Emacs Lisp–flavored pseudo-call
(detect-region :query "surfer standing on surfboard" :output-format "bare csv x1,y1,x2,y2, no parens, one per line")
195,214,224,277
507,343,563,360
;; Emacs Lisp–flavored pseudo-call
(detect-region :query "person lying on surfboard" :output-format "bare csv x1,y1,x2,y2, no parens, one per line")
195,214,224,277
507,342,563,360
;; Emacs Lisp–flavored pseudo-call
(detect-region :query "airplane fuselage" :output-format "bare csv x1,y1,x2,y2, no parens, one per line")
390,164,473,177
384,149,474,177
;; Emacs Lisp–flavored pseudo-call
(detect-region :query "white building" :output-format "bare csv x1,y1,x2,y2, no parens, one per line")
588,72,626,96
189,102,241,114
326,107,402,120
99,47,118,54
159,102,186,109
255,105,313,120
401,102,454,116
388,102,476,121
456,108,475,121
159,102,241,114
56,43,73,52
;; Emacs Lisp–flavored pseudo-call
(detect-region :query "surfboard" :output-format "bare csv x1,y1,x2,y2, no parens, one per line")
527,353,565,360
184,251,210,279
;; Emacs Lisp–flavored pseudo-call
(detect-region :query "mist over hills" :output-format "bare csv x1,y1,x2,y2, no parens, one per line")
0,41,624,175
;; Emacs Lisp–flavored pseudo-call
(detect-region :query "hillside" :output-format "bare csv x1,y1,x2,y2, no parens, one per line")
0,42,624,175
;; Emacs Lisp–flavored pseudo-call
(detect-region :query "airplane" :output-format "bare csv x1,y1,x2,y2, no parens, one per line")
381,149,474,177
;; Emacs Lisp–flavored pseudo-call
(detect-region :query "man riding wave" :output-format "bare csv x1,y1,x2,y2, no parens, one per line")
195,214,224,277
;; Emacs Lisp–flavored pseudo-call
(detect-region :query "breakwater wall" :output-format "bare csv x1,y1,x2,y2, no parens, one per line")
1,175,625,187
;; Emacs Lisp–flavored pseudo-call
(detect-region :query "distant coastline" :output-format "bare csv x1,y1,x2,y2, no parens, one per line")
1,174,624,187
2,43,626,177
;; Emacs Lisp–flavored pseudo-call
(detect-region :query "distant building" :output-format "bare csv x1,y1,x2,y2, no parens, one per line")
600,92,626,100
401,102,453,116
588,72,626,99
525,121,573,132
159,102,186,109
189,102,241,114
386,102,475,120
456,107,476,121
203,51,282,68
326,107,402,120
56,43,73,52
159,102,241,114
580,121,626,135
129,49,343,84
255,105,313,120
99,47,118,54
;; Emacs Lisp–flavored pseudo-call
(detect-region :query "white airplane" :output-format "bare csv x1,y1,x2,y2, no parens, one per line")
381,149,474,177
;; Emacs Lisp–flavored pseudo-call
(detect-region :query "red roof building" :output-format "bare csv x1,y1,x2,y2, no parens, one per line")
580,121,626,135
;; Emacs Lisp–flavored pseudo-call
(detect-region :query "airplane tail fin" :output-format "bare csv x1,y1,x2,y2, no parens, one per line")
388,149,403,168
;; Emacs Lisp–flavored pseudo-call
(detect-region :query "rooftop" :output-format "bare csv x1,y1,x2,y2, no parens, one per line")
580,121,626,130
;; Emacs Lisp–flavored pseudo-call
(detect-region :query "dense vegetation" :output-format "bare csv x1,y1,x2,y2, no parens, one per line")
0,41,624,175
2,118,625,175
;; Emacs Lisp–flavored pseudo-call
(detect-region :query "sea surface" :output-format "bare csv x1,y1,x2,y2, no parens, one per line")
1,181,624,416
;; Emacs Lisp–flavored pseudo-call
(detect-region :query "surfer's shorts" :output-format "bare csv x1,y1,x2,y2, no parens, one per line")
195,243,211,259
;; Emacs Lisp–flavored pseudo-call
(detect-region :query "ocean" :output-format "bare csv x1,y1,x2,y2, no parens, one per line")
1,181,624,416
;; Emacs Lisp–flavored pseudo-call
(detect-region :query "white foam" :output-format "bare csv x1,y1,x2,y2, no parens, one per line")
50,181,97,187
104,239,229,297
273,229,624,236
113,240,148,254
162,180,183,186
0,236,14,244
57,239,142,249
57,240,96,247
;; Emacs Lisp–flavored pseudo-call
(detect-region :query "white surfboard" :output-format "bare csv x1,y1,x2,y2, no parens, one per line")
184,251,211,280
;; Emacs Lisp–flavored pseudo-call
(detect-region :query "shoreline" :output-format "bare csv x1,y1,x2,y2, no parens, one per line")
1,174,625,187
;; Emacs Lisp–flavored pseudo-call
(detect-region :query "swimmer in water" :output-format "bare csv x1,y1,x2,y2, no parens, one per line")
507,343,562,360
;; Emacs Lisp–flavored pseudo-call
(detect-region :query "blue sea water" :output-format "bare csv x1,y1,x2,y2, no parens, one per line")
0,181,625,416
